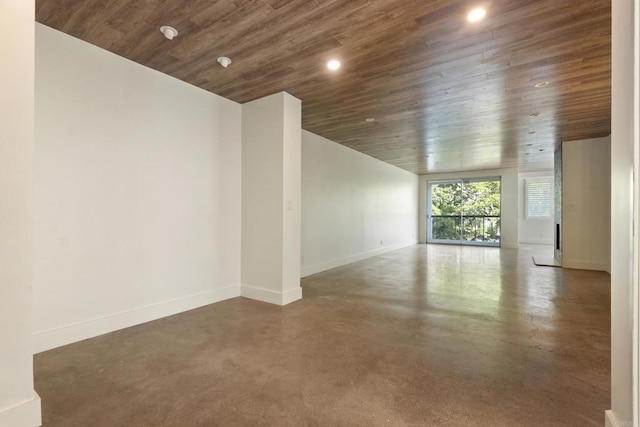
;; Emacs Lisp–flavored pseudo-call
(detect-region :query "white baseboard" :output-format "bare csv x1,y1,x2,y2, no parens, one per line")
518,239,554,245
282,287,303,305
0,392,41,427
33,284,241,353
562,259,609,272
241,285,302,306
501,242,519,249
300,240,417,278
605,410,616,427
604,409,632,427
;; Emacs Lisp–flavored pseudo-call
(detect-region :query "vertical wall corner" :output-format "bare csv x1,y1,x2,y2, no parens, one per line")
241,92,302,305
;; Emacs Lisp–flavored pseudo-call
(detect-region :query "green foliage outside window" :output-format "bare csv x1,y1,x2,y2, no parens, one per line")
431,180,501,243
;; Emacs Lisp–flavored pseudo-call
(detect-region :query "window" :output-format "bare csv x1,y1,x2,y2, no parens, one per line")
525,178,552,219
427,177,501,246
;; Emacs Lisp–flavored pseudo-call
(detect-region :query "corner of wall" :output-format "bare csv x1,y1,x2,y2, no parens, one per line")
240,285,302,306
604,409,631,427
2,1,40,426
0,392,41,427
241,92,301,302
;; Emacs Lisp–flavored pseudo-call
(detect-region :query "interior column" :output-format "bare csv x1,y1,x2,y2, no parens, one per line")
0,0,42,426
241,92,302,305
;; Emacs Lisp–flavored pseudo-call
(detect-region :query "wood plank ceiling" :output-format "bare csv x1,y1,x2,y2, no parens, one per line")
36,0,611,174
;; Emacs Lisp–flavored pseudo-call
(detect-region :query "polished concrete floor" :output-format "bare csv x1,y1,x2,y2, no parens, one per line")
34,245,610,426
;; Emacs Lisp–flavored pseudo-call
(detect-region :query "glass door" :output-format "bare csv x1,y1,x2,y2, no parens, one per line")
427,177,501,246
427,180,463,244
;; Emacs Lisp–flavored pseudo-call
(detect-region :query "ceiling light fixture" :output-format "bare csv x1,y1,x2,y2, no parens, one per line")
217,57,232,68
160,26,178,40
327,59,341,71
529,112,540,117
365,117,375,122
467,7,487,23
534,81,549,88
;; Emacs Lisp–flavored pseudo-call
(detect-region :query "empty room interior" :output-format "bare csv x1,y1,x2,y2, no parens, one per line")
2,1,639,426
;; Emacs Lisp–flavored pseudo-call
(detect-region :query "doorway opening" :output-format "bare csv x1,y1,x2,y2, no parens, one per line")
427,177,501,246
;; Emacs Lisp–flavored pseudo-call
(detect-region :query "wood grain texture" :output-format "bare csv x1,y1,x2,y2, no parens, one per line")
36,0,611,174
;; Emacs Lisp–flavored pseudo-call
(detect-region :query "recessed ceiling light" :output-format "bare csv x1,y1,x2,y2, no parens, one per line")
160,26,178,40
327,59,341,71
534,81,549,88
217,56,232,68
365,117,375,122
467,7,487,23
529,112,540,117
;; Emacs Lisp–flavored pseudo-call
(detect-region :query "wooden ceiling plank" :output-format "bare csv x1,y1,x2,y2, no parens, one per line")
36,0,612,174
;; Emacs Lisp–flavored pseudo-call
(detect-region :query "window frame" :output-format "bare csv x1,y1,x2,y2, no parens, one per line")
524,177,553,220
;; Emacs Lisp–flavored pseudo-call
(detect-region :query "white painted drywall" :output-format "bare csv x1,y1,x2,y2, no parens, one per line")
562,137,611,272
241,94,284,297
518,171,554,245
608,0,636,424
282,95,303,297
0,1,42,426
301,131,419,277
241,92,302,304
34,24,242,352
634,1,640,423
418,168,518,248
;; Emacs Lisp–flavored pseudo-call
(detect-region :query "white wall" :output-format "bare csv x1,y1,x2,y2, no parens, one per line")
562,137,611,272
607,0,637,425
282,95,303,299
34,24,242,352
0,1,42,426
518,171,554,245
241,92,302,305
241,95,284,299
301,131,419,277
418,168,518,248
